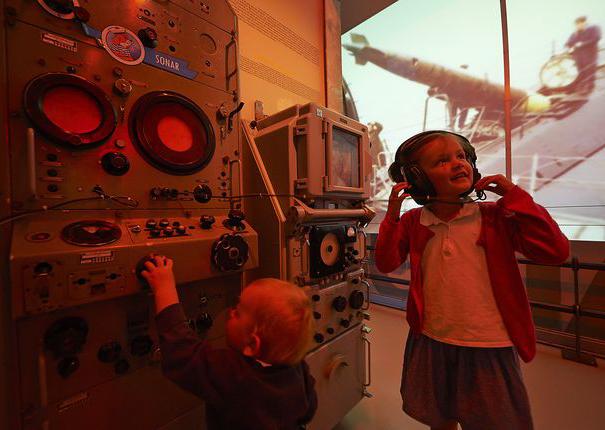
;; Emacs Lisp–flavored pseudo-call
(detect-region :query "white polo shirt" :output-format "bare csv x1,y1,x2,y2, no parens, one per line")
420,203,512,347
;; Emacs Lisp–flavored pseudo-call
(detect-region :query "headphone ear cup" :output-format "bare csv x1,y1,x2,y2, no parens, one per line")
408,165,436,197
388,162,405,183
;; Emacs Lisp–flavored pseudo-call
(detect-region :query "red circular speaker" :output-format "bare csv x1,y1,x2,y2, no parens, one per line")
23,73,117,149
42,86,102,134
129,91,215,175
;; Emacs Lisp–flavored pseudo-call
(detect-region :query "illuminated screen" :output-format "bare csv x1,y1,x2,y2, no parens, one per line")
42,86,102,134
343,0,605,241
331,127,360,188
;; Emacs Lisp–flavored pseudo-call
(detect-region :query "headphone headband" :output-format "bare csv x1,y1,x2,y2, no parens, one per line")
396,130,476,166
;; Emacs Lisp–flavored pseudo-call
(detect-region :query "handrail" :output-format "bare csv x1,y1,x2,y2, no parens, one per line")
365,245,605,366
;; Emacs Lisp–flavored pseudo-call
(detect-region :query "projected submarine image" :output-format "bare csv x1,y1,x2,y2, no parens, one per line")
344,33,605,240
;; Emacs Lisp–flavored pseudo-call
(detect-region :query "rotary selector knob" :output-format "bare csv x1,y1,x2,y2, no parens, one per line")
138,27,158,48
101,152,130,176
113,78,132,96
146,219,157,229
340,318,351,328
195,313,213,332
57,356,79,379
150,187,163,200
34,262,53,275
135,255,158,289
163,226,174,236
159,219,170,228
44,317,88,358
211,234,249,271
98,341,122,363
332,296,348,312
193,184,212,203
130,335,153,357
150,229,161,237
223,209,245,231
314,333,324,344
176,225,187,235
200,215,215,229
349,290,365,310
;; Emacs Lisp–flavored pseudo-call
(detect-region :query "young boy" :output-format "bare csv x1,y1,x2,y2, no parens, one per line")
142,255,317,430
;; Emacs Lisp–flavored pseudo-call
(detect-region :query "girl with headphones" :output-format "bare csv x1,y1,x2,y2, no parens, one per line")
375,130,569,430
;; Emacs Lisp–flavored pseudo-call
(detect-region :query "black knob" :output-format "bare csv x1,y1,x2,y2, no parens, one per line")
44,317,88,358
150,187,163,199
172,221,181,227
211,234,249,271
313,311,322,320
34,262,53,275
98,341,122,363
176,225,187,235
200,215,215,229
159,219,170,228
349,290,365,310
130,335,153,356
195,312,213,332
314,333,324,344
101,152,130,176
326,327,335,335
150,229,161,237
227,209,245,226
311,294,320,302
57,356,79,379
332,296,347,312
340,319,351,328
158,187,170,198
138,27,158,48
146,219,157,229
193,185,212,203
163,226,174,236
135,256,157,289
114,358,130,375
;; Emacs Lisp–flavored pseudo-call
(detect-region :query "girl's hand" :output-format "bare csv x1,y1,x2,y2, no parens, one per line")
474,174,515,196
386,182,410,221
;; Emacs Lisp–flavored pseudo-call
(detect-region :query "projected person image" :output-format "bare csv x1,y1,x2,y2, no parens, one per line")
565,16,602,93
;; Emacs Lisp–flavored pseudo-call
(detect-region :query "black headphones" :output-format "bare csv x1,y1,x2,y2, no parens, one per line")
388,130,482,205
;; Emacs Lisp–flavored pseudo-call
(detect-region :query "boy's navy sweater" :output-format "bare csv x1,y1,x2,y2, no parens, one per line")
156,304,317,430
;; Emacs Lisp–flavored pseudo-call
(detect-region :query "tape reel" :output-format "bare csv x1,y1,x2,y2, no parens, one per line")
319,233,341,267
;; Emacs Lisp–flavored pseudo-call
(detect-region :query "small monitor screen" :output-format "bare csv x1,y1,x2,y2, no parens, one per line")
331,127,360,188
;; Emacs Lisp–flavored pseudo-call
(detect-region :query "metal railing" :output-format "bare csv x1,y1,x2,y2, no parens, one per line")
365,245,605,366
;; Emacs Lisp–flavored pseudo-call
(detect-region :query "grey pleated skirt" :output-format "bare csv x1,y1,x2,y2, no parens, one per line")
401,332,533,430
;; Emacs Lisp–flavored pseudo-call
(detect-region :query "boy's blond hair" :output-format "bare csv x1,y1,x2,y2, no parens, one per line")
241,278,313,366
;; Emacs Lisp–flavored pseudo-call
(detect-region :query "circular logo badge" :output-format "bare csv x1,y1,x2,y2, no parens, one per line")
101,26,145,66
